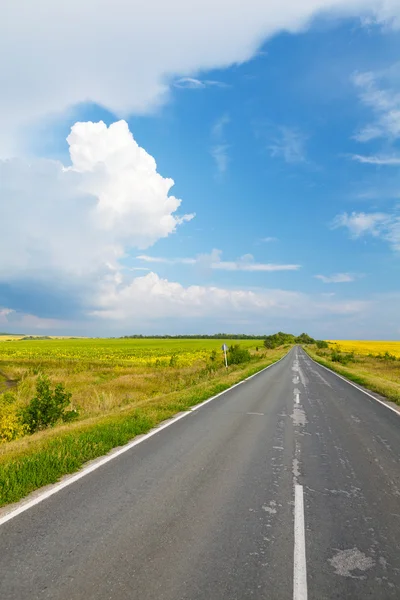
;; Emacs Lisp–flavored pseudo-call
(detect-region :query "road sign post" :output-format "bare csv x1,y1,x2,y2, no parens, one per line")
221,344,228,369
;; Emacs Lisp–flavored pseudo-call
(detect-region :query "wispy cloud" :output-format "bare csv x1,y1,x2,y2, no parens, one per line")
353,68,400,142
174,77,228,89
212,114,230,138
269,127,307,164
136,255,196,265
314,273,356,284
137,250,301,272
350,154,400,165
258,237,278,243
211,114,230,175
211,144,230,174
333,210,400,251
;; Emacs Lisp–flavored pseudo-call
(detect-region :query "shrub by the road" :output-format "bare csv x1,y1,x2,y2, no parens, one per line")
21,376,78,434
330,349,355,365
227,344,251,365
316,340,329,349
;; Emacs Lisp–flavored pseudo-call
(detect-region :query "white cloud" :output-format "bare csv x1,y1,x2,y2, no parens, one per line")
259,237,278,243
0,308,14,322
137,255,196,265
333,210,400,250
350,153,400,165
353,67,400,141
314,273,356,283
0,120,193,288
91,271,367,322
137,250,301,271
211,144,230,174
269,127,307,163
174,77,227,89
332,211,388,236
211,114,230,174
2,0,400,155
212,114,230,139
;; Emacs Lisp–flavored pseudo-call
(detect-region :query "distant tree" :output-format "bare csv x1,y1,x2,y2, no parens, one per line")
295,333,315,345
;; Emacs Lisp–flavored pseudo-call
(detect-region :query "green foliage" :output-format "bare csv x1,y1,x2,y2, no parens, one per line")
169,354,178,367
377,351,398,361
227,344,251,365
1,392,17,405
263,331,315,349
316,340,329,349
209,350,217,362
330,349,355,365
21,376,78,434
264,332,296,349
295,332,316,345
0,394,27,443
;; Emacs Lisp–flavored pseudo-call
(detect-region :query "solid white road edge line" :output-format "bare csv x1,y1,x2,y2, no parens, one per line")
294,484,308,600
304,349,400,417
0,349,292,527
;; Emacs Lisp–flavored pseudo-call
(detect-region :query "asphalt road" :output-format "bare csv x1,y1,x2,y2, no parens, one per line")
1,346,400,599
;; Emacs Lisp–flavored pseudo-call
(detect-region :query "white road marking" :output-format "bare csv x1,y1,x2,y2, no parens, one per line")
0,350,293,527
294,484,308,600
294,387,300,404
247,412,264,416
303,350,400,417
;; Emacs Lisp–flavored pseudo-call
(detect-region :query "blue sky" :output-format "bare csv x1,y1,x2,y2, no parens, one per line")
1,2,400,338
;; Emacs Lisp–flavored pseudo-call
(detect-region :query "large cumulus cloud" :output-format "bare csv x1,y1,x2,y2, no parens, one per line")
0,120,192,280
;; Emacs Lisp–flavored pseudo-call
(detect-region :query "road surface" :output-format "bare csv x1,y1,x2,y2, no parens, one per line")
1,346,400,599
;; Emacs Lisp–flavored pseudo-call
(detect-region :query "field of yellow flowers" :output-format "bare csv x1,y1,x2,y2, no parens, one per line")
328,340,400,358
0,336,261,367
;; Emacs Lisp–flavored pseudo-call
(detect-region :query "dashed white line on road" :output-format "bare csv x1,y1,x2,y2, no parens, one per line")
294,484,308,600
294,388,301,405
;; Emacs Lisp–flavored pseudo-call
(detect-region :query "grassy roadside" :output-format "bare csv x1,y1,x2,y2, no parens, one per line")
303,346,400,406
0,347,288,508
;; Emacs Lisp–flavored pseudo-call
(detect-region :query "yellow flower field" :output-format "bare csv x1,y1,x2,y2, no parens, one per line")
328,340,400,358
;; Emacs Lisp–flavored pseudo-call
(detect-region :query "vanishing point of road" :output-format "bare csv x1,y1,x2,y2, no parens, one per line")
1,347,400,599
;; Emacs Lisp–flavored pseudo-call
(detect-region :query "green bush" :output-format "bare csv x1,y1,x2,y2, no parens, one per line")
295,332,316,345
227,344,251,365
379,352,397,361
330,349,355,365
316,340,329,349
21,376,78,434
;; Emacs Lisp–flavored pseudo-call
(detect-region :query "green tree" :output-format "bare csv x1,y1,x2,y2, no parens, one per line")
21,376,78,434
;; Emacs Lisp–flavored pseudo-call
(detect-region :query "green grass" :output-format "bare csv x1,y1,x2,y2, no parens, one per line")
304,346,400,405
0,348,287,507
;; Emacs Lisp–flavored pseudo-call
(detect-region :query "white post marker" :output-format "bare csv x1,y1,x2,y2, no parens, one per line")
222,344,228,368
